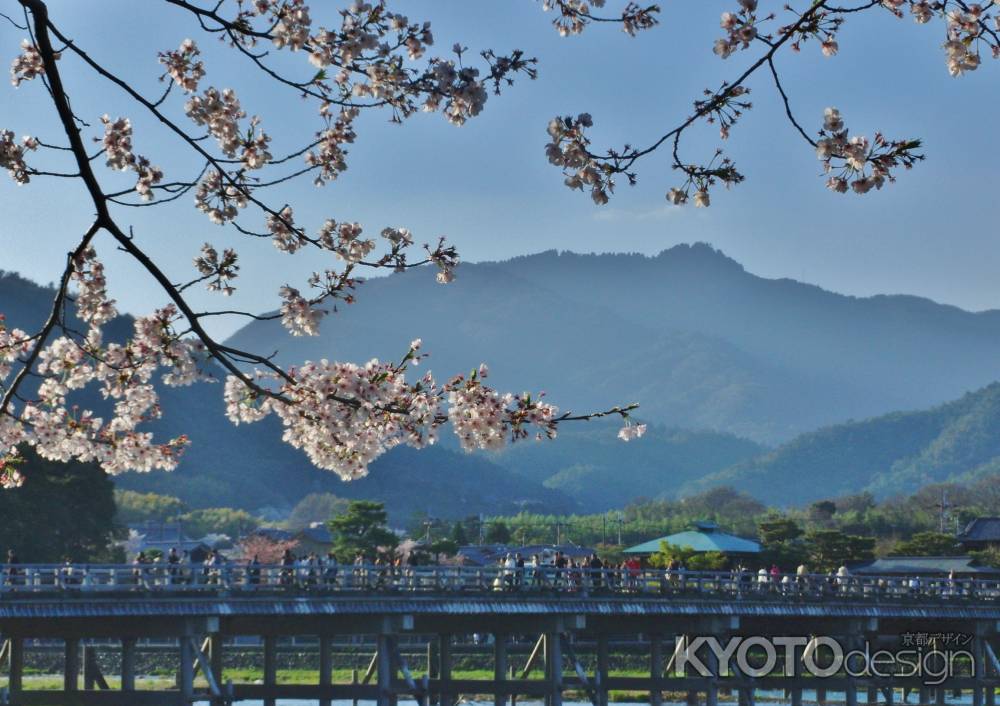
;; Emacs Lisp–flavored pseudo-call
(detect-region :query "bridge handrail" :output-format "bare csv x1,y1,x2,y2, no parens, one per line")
0,563,997,601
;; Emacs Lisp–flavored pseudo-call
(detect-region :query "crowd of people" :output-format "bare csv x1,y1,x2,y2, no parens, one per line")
0,547,986,598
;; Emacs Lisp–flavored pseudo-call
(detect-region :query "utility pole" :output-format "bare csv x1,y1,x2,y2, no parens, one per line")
479,514,485,545
617,513,623,546
602,515,607,545
935,490,951,534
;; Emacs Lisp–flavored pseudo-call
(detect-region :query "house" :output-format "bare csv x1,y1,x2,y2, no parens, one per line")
624,521,761,557
126,522,214,563
957,518,1000,552
848,556,1000,578
457,544,595,567
294,523,334,556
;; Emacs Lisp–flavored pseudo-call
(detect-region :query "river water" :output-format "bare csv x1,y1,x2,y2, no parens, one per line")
192,694,980,706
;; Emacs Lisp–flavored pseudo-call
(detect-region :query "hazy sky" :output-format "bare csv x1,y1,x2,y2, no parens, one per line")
1,1,997,337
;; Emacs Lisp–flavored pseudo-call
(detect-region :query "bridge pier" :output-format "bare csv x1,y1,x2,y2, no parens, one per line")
546,631,563,706
263,634,277,706
319,634,333,706
179,630,196,706
121,637,136,692
596,634,610,706
8,637,23,700
650,633,663,706
439,633,453,706
63,637,79,692
494,632,508,706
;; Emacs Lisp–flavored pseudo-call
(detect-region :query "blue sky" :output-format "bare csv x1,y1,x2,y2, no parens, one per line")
1,1,997,337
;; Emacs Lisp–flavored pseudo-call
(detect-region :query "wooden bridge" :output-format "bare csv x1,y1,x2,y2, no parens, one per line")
2,564,1000,706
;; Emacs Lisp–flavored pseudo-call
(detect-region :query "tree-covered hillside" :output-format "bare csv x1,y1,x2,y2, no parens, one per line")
695,383,1000,505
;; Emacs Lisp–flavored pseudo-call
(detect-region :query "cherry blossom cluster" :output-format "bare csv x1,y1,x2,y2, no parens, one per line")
617,419,647,441
815,107,923,194
193,243,240,296
3,285,208,475
158,39,205,93
0,315,32,383
185,87,271,169
223,347,442,479
545,113,615,205
0,130,36,185
715,1,766,59
696,85,752,141
0,454,24,489
97,116,164,200
942,5,991,75
778,4,844,56
418,59,490,128
194,170,250,225
426,237,459,285
278,285,324,336
664,149,744,208
267,207,307,253
305,108,357,186
71,247,118,326
318,219,373,264
539,0,660,37
446,364,559,451
9,39,49,87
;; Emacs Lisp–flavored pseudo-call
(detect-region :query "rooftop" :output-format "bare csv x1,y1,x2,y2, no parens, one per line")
958,517,1000,543
624,523,760,555
849,556,1000,576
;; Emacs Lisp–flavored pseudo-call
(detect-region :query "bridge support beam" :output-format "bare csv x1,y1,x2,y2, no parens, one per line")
596,634,610,706
377,632,395,706
976,633,986,706
179,631,196,706
320,635,333,706
263,635,277,706
121,637,136,692
650,633,663,706
439,633,453,706
64,637,79,692
706,638,719,706
8,637,23,699
546,631,563,706
494,632,508,706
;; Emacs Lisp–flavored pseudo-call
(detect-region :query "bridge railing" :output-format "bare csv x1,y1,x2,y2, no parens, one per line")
1,564,999,601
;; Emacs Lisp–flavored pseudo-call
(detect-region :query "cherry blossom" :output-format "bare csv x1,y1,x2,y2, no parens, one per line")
0,130,36,185
158,39,205,93
10,39,48,86
279,286,324,336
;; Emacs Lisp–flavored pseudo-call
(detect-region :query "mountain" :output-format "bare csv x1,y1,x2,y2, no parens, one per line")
487,419,763,512
226,244,1000,444
692,382,1000,505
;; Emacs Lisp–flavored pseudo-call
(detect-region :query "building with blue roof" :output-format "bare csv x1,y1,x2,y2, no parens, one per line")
624,521,761,556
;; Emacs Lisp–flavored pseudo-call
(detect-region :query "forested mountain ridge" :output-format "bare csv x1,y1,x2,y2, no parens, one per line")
693,383,1000,505
227,244,1000,444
